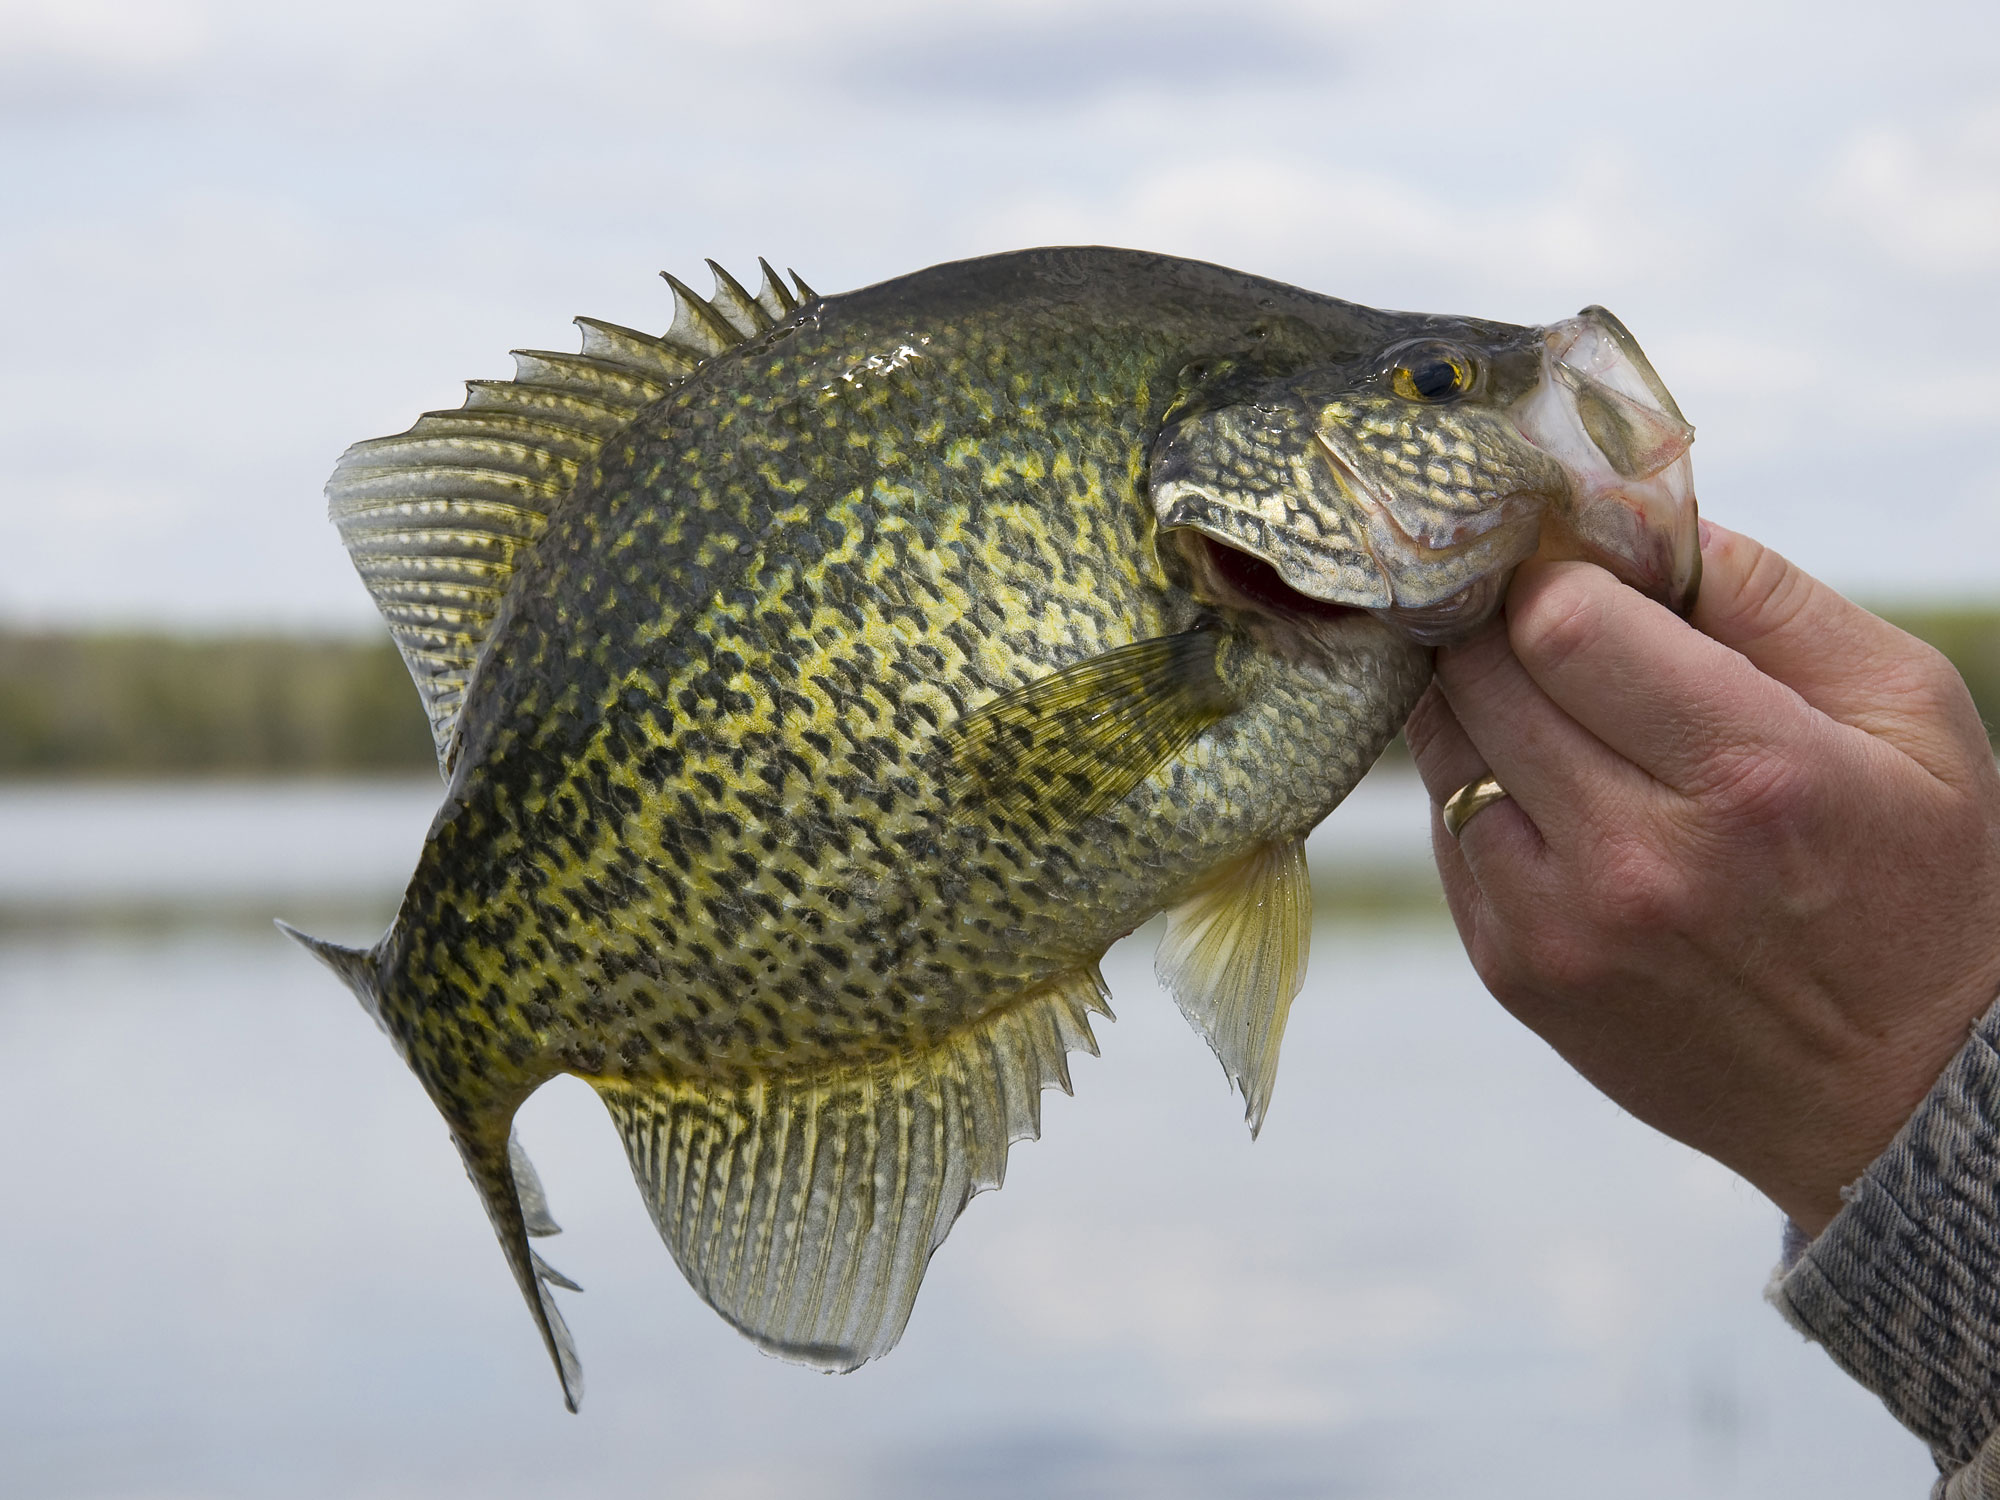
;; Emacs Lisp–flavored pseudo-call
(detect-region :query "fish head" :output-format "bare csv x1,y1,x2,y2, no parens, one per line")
1150,305,1698,645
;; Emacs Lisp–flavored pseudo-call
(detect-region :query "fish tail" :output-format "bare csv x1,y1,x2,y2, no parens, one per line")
275,919,386,1028
279,918,584,1407
456,1123,586,1412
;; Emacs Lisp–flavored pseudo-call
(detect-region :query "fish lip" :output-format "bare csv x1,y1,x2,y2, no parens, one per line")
1514,312,1702,618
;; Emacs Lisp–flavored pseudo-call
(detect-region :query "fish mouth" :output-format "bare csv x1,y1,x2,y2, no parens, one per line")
1514,307,1701,618
1182,532,1366,626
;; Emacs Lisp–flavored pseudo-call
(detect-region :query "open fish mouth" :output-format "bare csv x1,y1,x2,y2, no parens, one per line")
1512,306,1701,618
1180,531,1369,626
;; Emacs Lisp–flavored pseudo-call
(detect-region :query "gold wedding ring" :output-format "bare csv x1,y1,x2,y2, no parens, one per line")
1442,774,1510,839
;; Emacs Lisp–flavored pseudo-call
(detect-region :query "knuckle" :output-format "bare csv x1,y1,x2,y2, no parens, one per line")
1436,624,1516,699
1693,742,1816,831
1482,889,1618,997
1467,926,1514,993
1532,933,1618,998
1511,581,1600,676
1588,829,1696,935
1901,641,1981,729
1466,901,1538,993
1716,538,1814,644
1862,639,2000,782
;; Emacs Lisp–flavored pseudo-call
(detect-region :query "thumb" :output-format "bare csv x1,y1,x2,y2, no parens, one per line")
1695,521,1982,768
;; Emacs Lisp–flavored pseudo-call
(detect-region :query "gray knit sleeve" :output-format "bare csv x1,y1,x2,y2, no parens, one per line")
1768,996,2000,1496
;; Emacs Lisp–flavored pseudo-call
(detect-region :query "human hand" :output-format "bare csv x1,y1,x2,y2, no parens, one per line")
1404,523,2000,1235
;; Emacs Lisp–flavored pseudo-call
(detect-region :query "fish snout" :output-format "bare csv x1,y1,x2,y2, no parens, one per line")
1513,307,1701,617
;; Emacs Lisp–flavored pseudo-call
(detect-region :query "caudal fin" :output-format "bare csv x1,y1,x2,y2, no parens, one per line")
276,919,388,1030
279,919,583,1406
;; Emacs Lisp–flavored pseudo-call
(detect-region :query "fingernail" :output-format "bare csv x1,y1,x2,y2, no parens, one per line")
1698,517,1716,551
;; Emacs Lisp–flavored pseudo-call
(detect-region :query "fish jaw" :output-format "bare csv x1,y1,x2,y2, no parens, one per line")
1512,308,1701,617
1152,306,1699,648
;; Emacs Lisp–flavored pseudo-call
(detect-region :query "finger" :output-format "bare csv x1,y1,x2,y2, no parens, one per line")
1404,679,1536,862
1403,681,1529,954
1402,682,1484,900
1694,522,1986,770
1404,679,1487,807
1501,556,1823,798
1408,646,1548,859
1433,612,1659,851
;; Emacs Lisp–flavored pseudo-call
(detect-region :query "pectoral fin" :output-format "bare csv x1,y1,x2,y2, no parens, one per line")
933,631,1236,836
595,970,1112,1370
1155,838,1312,1137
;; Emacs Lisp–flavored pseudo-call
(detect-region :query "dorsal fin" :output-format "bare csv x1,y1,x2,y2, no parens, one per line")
326,259,818,773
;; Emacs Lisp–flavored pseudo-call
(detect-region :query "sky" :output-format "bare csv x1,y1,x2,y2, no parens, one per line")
2,0,1997,631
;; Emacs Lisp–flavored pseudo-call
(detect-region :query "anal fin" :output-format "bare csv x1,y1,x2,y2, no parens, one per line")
1155,837,1311,1137
595,970,1113,1371
510,1129,562,1238
459,1128,585,1411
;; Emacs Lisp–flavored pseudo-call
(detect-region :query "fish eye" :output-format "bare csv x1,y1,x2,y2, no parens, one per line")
1387,342,1476,403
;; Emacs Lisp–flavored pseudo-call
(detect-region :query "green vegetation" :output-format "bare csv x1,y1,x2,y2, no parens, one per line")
2,605,1999,776
0,631,434,776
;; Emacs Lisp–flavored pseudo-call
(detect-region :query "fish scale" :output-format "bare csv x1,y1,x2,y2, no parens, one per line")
286,246,1699,1409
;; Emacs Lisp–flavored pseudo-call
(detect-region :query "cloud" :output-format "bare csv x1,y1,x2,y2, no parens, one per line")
0,0,210,67
1823,110,2000,273
0,0,214,119
831,3,1346,105
969,146,1700,312
2,0,1997,623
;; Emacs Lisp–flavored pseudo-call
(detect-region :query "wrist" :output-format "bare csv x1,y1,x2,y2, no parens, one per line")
1768,994,2000,1466
1761,967,2000,1237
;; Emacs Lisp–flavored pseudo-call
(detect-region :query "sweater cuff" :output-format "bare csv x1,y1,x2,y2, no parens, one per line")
1768,994,2000,1470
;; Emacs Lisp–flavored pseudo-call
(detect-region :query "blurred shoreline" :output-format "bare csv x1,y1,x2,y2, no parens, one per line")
6,603,1995,928
0,768,1449,931
5,606,1999,781
0,630,430,777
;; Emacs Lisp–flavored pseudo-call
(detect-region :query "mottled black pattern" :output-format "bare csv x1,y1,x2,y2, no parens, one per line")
362,249,1541,1133
307,246,1628,1404
1772,996,2000,1495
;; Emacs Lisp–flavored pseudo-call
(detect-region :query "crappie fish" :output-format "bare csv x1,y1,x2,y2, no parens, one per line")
284,247,1697,1409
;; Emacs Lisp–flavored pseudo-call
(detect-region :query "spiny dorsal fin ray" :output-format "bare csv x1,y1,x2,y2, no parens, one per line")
757,258,799,318
660,271,744,355
933,631,1238,838
595,970,1111,1371
325,257,810,774
1155,837,1312,1137
705,259,775,336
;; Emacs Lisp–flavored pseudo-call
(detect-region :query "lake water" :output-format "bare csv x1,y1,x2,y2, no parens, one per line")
0,774,1938,1497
